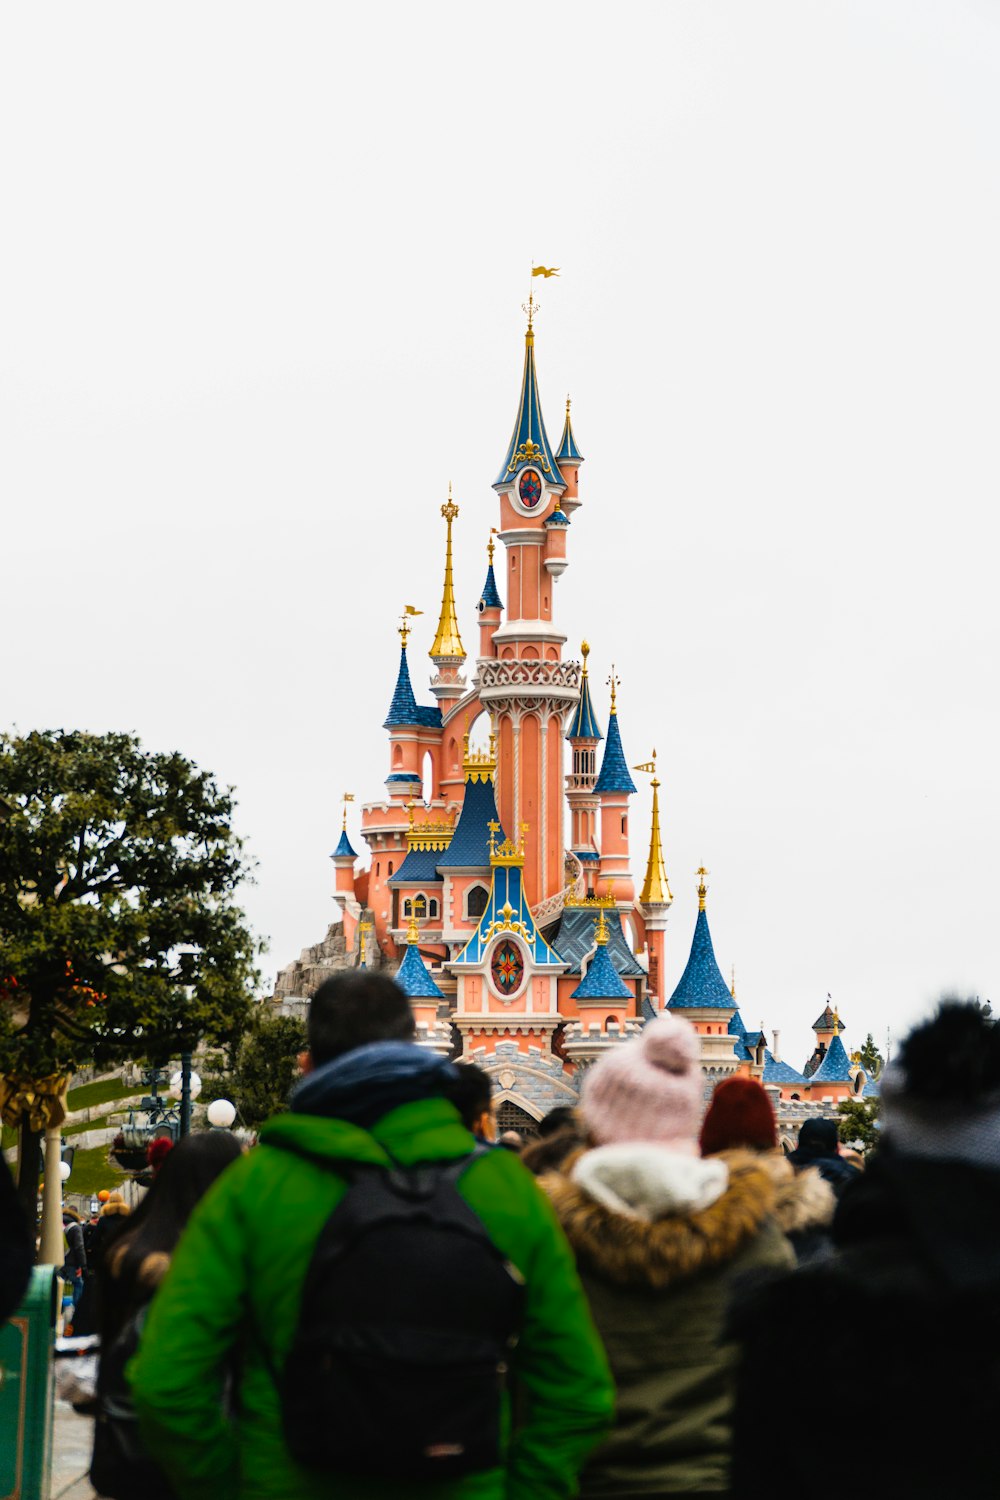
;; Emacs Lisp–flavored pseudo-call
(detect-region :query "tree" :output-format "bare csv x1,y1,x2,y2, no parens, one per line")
837,1097,880,1152
205,1008,307,1130
859,1032,885,1079
0,730,260,1213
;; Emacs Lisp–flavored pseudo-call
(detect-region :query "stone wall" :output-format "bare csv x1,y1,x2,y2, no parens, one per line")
271,913,387,1004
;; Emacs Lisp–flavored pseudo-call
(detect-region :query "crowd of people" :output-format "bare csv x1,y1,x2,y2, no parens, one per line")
2,980,999,1498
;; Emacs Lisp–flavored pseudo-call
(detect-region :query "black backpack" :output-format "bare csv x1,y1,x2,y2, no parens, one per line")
272,1145,525,1482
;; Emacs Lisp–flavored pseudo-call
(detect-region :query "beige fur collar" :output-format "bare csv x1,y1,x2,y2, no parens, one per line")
763,1155,835,1235
542,1148,776,1289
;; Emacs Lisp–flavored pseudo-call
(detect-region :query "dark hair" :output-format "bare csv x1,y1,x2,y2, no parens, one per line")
308,971,415,1066
537,1106,577,1139
444,1063,494,1131
109,1130,242,1290
897,998,1000,1106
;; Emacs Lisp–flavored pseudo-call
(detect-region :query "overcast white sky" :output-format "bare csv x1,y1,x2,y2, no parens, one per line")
3,2,998,1070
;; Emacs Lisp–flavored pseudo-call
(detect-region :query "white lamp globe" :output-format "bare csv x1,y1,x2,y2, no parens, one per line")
168,1069,202,1101
58,1160,72,1182
207,1099,237,1129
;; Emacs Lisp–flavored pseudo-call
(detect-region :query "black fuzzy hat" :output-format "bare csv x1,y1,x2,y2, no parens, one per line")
882,1000,1000,1168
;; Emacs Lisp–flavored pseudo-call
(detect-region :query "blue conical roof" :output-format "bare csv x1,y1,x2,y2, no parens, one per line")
566,670,603,742
331,828,357,860
668,908,734,1010
811,1032,854,1085
556,401,584,463
395,942,444,1000
479,563,503,611
571,940,633,1001
593,710,636,795
494,331,565,492
383,644,419,728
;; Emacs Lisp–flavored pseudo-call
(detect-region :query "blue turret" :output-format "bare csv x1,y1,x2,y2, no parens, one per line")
383,637,419,728
567,643,604,744
571,913,633,1001
331,827,357,860
593,686,636,795
668,875,734,1010
395,922,444,1000
810,1030,854,1086
556,396,584,464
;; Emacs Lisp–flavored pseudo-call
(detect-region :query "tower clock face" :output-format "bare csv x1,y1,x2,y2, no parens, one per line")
491,938,525,999
518,469,542,509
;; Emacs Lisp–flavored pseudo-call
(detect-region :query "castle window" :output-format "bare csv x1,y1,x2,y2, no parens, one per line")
621,816,627,837
387,861,394,877
466,884,489,920
413,893,427,917
428,898,439,919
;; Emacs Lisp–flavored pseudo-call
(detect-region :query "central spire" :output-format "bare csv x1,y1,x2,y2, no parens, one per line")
429,486,466,661
494,316,564,492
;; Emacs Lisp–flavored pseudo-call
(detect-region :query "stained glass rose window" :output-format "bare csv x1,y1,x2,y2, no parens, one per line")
491,938,525,997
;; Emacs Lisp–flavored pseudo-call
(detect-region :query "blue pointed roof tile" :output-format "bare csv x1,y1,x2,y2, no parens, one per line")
549,907,646,978
437,776,504,869
383,645,419,728
593,710,637,795
810,1032,854,1085
571,939,634,1001
479,563,503,611
395,942,444,1000
389,845,444,886
494,331,565,492
556,402,584,464
763,1051,807,1087
566,670,603,742
331,828,357,860
668,908,734,1010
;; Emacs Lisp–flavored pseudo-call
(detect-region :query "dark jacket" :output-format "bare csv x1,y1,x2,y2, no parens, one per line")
130,1044,615,1500
730,1147,1000,1498
759,1154,835,1264
543,1146,794,1496
0,1154,34,1323
787,1119,860,1197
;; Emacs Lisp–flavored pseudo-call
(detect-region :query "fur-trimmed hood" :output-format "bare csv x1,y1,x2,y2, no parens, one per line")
763,1155,835,1237
542,1146,777,1289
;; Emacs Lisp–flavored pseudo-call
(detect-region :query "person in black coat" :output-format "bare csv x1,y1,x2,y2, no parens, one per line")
786,1116,861,1196
730,1000,1000,1500
0,1154,34,1322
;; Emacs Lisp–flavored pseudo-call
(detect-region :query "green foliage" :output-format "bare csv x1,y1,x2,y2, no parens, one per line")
837,1096,880,1151
206,1007,306,1129
858,1032,884,1078
61,1143,127,1197
0,729,262,1082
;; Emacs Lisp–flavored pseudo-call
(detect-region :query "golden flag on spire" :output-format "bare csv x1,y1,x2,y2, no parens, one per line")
532,266,560,278
404,605,423,616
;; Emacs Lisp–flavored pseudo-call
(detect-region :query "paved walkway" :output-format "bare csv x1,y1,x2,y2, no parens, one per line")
52,1400,95,1500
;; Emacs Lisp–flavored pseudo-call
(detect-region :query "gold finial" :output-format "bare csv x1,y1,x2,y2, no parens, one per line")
406,913,420,945
595,906,610,945
832,1009,841,1037
490,822,529,867
580,640,590,677
406,792,416,830
731,965,736,1000
607,665,619,714
341,792,354,832
696,866,709,911
637,751,672,906
487,527,498,566
398,603,423,649
430,489,465,661
488,820,500,859
359,918,373,967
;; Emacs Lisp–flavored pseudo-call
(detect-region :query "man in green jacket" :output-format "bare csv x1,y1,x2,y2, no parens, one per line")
130,972,615,1500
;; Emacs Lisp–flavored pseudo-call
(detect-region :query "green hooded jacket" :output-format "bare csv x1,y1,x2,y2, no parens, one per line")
129,1097,615,1500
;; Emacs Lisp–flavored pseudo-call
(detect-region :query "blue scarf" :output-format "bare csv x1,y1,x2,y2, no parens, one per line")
290,1040,459,1129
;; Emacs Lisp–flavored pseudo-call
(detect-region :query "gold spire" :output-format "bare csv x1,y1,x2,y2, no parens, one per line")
406,913,420,945
696,866,709,911
398,603,422,649
595,906,610,945
832,1008,841,1037
487,527,498,566
581,639,590,676
430,486,466,661
341,792,354,832
608,664,619,715
358,918,373,967
637,750,672,906
730,965,736,1000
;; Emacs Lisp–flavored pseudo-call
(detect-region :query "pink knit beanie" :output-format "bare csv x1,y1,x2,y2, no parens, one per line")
580,1013,704,1152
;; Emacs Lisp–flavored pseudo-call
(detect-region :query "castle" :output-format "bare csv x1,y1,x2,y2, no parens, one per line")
274,294,879,1139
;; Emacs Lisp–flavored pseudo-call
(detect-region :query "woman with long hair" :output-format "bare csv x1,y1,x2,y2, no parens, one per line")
92,1130,242,1499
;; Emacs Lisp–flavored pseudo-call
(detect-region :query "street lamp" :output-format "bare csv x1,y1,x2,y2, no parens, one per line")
207,1098,237,1129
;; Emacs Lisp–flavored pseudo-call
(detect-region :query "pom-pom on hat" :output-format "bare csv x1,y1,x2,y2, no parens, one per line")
700,1076,777,1157
580,1013,703,1152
